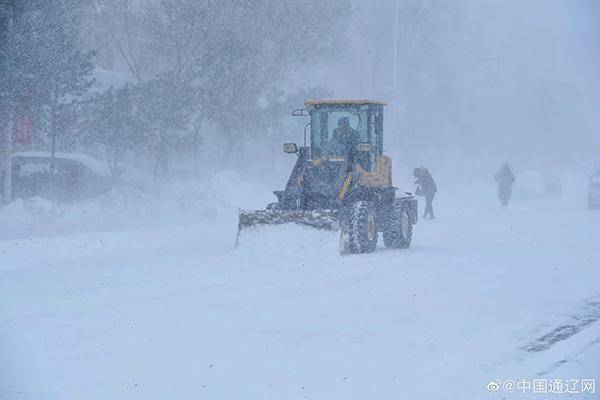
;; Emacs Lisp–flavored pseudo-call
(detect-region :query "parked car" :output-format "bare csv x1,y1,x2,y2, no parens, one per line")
588,167,600,209
4,152,113,201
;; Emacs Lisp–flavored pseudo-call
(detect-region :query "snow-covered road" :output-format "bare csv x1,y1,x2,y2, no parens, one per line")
1,186,599,399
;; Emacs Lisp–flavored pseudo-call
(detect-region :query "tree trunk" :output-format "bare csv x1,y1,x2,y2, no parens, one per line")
192,120,202,177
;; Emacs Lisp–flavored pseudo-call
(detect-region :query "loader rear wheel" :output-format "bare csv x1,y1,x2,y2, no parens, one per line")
383,200,412,249
343,201,378,254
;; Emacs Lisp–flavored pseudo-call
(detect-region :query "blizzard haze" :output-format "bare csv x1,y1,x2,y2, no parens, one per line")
1,1,599,399
319,0,600,181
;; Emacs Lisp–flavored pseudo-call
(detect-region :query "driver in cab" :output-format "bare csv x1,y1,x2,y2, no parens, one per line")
331,117,359,157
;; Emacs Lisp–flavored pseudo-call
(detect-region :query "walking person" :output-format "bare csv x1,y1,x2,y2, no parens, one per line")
414,167,437,219
494,164,515,206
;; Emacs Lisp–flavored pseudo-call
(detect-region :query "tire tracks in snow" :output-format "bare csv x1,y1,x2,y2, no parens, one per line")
522,295,600,353
536,335,600,376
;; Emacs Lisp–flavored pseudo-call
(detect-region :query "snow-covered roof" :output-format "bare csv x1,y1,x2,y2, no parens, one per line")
91,68,134,92
304,99,387,106
13,151,154,188
13,151,112,177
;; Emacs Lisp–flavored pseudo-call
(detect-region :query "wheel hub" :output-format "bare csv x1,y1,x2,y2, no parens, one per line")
401,213,409,236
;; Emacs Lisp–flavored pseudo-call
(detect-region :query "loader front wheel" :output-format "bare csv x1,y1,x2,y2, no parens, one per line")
383,200,413,249
343,201,378,254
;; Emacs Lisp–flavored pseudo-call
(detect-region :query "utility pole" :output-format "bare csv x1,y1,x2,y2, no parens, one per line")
2,116,13,206
392,0,400,133
1,0,14,205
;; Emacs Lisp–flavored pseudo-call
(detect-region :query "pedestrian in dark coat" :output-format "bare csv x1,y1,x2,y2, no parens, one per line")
414,167,437,219
495,164,515,206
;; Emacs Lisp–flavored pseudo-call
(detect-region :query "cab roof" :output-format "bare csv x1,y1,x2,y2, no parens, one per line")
304,99,387,106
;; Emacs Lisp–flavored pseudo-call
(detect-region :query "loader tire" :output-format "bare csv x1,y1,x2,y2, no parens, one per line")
343,201,378,254
383,200,412,249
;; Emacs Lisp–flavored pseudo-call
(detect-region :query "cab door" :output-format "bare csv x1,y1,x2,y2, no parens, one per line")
356,109,380,172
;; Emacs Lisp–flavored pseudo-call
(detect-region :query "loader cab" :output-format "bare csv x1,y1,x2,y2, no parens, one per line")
304,99,385,172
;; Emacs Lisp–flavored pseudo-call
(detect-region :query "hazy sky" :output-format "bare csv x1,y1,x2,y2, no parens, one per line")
292,0,600,176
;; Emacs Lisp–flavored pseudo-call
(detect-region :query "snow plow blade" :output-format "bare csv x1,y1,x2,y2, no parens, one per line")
238,209,341,233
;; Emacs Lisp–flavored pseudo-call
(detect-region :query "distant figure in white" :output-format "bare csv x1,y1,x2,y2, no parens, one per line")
495,164,516,206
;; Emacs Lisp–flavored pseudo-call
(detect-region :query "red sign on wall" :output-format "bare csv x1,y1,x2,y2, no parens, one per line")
12,115,32,145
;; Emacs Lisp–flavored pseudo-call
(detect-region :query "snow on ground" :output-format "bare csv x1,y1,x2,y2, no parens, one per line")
0,171,273,241
0,174,599,399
